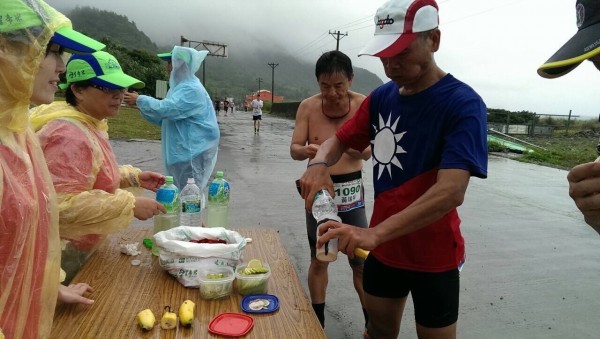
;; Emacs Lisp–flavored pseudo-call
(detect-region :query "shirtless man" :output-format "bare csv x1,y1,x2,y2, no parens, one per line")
290,50,371,333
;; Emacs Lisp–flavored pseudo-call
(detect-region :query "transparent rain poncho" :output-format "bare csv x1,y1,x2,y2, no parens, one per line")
30,102,142,283
0,1,70,338
136,46,220,190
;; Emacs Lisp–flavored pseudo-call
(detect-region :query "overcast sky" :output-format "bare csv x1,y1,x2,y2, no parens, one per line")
47,0,600,118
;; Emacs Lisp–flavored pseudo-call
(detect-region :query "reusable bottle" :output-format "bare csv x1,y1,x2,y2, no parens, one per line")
179,177,202,226
206,171,230,228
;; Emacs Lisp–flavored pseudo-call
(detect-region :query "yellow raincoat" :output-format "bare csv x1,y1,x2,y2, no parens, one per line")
30,102,143,283
0,1,69,338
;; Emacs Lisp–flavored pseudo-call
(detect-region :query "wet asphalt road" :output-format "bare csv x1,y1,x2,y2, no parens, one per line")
112,111,600,339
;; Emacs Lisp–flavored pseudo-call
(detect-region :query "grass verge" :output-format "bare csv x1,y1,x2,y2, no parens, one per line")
514,134,598,170
108,106,161,140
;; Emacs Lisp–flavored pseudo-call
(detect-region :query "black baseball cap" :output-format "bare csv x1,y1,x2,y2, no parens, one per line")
538,0,600,78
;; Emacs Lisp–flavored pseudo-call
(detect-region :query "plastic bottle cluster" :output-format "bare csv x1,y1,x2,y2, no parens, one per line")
152,172,230,255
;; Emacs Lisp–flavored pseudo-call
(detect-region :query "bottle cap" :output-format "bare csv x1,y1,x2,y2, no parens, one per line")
165,176,174,184
216,171,224,178
187,177,195,184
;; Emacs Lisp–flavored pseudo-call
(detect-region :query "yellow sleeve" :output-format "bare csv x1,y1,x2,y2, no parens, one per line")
57,188,135,239
119,165,142,188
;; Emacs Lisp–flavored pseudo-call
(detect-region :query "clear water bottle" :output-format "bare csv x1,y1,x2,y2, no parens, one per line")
153,176,179,255
180,177,202,227
206,171,230,228
312,189,340,262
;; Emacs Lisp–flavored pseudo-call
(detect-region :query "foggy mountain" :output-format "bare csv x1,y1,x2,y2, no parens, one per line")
63,6,384,104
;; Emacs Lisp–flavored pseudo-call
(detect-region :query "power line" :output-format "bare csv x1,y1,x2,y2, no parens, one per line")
297,38,336,58
290,32,330,55
330,15,373,31
290,11,372,56
347,23,373,33
440,0,535,26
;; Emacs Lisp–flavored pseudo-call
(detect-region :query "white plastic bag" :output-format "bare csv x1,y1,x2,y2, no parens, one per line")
154,226,246,287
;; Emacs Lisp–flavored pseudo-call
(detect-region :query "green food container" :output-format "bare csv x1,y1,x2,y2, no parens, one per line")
235,263,271,296
198,266,235,300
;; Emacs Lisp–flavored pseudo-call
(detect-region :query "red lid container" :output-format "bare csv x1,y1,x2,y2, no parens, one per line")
208,312,254,337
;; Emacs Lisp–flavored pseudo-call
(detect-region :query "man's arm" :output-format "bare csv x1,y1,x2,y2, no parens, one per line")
290,100,319,160
344,146,372,161
317,168,471,257
298,135,347,210
372,168,470,241
567,161,600,234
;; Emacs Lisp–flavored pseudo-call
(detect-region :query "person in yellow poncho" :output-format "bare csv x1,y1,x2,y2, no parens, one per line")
30,51,167,284
0,1,107,338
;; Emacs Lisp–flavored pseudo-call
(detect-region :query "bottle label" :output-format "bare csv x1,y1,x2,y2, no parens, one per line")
208,181,230,203
156,187,178,213
182,200,201,213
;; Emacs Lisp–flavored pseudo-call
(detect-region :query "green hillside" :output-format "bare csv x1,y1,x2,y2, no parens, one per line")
68,7,158,52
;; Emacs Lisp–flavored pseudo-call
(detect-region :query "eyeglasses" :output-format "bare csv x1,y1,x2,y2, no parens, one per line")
90,83,127,95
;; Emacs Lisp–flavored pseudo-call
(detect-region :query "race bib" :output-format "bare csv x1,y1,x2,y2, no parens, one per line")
333,178,364,212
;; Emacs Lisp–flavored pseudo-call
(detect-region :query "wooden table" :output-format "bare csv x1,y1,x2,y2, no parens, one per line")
52,227,326,338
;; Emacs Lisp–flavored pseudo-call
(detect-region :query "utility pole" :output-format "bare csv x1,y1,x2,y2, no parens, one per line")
257,77,263,95
267,62,279,104
329,30,348,51
566,109,572,136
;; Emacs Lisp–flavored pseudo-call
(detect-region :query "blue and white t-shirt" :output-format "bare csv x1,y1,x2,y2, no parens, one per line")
337,74,488,272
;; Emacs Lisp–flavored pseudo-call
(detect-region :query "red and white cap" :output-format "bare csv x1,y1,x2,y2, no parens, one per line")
359,0,439,58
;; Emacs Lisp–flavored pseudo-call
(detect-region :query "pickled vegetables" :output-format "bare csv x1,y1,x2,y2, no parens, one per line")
236,260,271,295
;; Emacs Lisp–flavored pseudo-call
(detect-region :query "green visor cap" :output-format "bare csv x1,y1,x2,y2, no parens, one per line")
0,0,44,33
50,26,105,53
0,1,103,52
60,51,145,90
157,52,172,61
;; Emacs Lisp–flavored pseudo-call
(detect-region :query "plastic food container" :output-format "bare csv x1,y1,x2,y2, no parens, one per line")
198,266,235,300
235,263,271,296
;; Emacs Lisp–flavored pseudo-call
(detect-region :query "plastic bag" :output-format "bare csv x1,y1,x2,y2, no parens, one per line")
154,226,246,287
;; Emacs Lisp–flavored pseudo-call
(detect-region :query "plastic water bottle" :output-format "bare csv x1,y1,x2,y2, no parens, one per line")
180,177,202,227
312,189,340,262
153,176,179,255
206,171,230,228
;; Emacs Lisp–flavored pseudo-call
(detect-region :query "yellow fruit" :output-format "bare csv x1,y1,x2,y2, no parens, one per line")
242,266,269,275
160,306,177,330
247,259,262,269
0,328,5,339
179,300,195,327
136,309,156,330
354,248,370,259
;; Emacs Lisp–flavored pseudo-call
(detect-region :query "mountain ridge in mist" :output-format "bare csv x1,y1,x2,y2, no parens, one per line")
64,6,383,103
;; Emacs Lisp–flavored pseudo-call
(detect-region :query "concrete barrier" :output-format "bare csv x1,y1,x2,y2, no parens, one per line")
270,102,300,120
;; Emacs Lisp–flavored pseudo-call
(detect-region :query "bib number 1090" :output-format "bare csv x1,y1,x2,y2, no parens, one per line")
335,185,361,198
